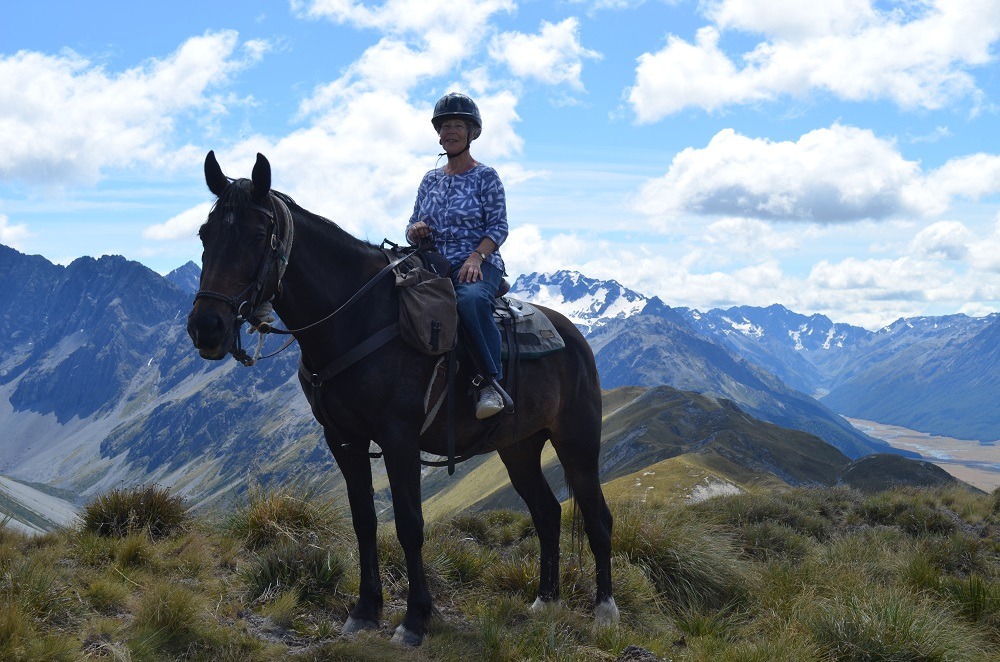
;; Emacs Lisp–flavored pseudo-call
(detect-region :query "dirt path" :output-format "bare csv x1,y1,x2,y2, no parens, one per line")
846,418,1000,492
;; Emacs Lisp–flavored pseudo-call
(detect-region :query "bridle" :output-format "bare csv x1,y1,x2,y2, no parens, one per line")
193,186,294,366
193,184,411,369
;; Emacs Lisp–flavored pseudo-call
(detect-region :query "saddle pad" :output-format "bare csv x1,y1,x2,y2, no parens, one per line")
494,297,566,359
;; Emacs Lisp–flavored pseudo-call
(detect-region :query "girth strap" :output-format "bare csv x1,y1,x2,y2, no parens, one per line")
299,323,400,387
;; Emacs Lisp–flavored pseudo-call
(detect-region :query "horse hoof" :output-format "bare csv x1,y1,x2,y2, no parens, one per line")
391,624,424,647
529,597,558,613
593,597,620,630
342,616,380,636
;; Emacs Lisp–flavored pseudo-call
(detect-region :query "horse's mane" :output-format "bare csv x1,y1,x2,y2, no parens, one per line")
211,179,381,255
277,190,383,255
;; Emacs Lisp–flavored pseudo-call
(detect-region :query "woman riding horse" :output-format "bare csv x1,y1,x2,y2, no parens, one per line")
187,149,618,646
406,92,508,419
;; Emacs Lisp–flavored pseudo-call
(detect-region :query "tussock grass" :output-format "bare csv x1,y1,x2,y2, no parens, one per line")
242,537,348,604
802,587,987,661
82,484,188,539
851,488,960,535
612,500,752,611
228,478,347,550
4,481,1000,660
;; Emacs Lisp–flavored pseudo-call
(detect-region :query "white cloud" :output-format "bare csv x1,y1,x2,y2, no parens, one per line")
0,31,263,186
628,0,1000,121
629,27,758,118
296,0,515,115
503,224,590,276
490,18,602,89
294,0,514,34
633,124,919,223
167,84,526,253
0,213,30,249
908,153,1000,215
144,202,214,242
967,214,1000,272
704,216,801,256
704,0,876,38
910,220,973,261
809,256,941,293
633,123,1000,225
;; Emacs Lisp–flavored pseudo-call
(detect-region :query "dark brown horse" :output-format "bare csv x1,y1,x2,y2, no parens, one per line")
187,151,617,645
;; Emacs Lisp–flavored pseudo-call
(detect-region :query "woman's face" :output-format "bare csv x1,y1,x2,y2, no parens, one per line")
438,120,470,153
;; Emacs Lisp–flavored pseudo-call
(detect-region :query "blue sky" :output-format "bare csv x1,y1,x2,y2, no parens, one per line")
1,0,999,329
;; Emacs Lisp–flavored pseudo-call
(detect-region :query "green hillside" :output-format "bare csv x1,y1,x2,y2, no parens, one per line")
2,482,998,660
420,385,959,521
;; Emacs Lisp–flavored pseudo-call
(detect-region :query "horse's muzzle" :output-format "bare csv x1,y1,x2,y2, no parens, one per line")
187,306,233,360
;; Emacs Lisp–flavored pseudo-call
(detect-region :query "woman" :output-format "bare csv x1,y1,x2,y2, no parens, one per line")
406,92,508,419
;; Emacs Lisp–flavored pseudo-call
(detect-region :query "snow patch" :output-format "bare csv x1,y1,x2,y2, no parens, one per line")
686,478,741,503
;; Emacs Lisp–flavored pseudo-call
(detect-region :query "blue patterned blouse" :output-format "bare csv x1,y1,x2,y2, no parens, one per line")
406,163,508,273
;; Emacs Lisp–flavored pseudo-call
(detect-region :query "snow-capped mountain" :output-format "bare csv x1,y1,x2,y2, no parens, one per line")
679,304,871,396
510,269,1000,443
2,248,995,532
509,271,647,334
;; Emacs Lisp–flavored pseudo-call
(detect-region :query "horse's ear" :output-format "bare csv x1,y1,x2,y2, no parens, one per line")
205,150,228,197
252,153,271,197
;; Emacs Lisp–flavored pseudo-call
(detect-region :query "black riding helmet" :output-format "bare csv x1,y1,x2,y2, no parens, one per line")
432,92,482,141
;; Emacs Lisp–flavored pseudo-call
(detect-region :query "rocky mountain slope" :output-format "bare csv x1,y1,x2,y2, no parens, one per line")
512,271,1000,443
0,251,987,531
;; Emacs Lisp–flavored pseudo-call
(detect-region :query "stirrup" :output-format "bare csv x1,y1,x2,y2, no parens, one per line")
489,377,514,413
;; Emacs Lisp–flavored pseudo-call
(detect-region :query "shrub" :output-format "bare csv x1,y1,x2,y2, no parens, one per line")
483,555,539,599
921,532,993,576
611,501,751,611
802,587,986,661
81,484,188,539
241,538,347,604
228,480,346,550
84,578,130,614
424,524,494,588
739,521,815,562
115,532,154,569
131,579,205,654
851,489,958,536
943,574,1000,625
695,488,851,542
450,509,534,547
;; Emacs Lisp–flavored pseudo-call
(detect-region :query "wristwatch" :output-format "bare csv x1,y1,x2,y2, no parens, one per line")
477,251,488,262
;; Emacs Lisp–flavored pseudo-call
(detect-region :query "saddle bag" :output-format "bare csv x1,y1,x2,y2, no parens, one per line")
395,266,458,355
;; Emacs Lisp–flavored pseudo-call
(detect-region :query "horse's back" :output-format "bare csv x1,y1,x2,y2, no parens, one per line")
526,302,601,404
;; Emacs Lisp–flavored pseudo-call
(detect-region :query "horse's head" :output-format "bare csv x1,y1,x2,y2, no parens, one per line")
187,151,291,362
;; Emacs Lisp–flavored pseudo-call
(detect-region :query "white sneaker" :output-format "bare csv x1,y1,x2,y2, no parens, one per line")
475,386,504,419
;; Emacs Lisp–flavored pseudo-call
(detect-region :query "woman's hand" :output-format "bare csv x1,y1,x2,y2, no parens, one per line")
458,252,485,283
407,221,431,243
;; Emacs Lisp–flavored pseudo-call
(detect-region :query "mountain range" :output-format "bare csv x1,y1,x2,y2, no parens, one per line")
516,271,1000,443
0,248,991,531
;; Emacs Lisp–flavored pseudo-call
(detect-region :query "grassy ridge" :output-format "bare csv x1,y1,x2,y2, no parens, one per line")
2,482,998,660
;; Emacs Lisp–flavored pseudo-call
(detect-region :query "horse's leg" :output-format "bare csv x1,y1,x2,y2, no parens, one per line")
549,419,619,628
497,433,562,608
325,435,383,634
382,448,432,647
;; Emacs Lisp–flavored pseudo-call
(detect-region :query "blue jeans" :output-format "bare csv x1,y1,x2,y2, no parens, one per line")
453,261,503,381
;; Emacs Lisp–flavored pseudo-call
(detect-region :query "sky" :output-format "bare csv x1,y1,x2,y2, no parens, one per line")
1,0,999,330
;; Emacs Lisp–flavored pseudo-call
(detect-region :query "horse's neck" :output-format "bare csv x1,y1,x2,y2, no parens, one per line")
275,210,393,354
